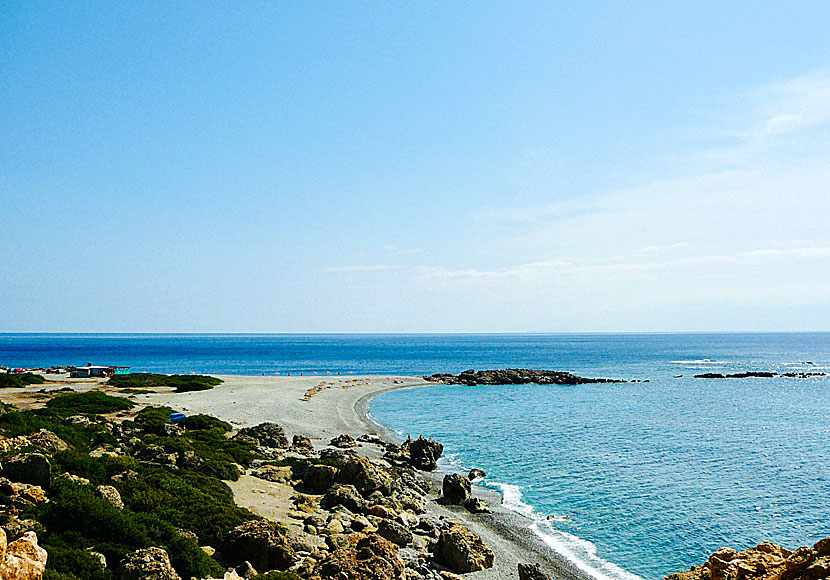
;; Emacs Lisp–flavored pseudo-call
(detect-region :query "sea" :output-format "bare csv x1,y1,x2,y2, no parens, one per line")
1,332,828,580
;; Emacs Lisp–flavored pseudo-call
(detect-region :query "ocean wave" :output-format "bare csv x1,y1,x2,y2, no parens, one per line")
671,359,731,365
487,481,645,580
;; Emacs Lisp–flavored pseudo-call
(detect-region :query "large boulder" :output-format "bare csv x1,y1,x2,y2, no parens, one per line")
290,434,315,455
302,464,338,493
28,429,70,453
407,436,443,471
321,484,367,514
95,485,124,509
2,454,51,490
337,456,394,497
313,533,405,580
115,547,180,580
377,519,413,547
0,529,48,580
441,474,471,505
519,562,552,580
433,523,495,573
221,519,295,571
236,423,289,449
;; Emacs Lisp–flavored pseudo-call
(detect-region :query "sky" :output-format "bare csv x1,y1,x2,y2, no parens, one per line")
2,2,830,332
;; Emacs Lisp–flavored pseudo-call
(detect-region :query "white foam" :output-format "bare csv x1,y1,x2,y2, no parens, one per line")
671,359,731,365
487,481,646,580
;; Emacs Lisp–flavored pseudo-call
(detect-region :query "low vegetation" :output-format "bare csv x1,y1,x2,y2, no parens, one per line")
0,372,46,388
107,373,223,393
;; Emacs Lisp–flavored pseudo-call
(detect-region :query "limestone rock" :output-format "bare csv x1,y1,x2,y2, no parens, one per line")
441,474,471,505
115,546,180,580
95,485,124,509
321,484,367,514
463,497,491,514
2,454,51,490
312,533,405,580
407,436,443,471
237,423,289,449
28,429,70,453
291,434,315,455
377,519,413,547
0,529,48,580
250,465,292,484
433,523,494,573
337,456,394,498
303,464,338,493
519,562,552,580
221,519,295,571
136,445,177,465
330,434,359,448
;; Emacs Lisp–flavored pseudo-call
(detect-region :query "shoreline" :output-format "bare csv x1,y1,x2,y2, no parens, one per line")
141,374,596,580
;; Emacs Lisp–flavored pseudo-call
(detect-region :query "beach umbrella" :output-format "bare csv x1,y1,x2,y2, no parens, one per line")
312,371,318,375
274,372,280,375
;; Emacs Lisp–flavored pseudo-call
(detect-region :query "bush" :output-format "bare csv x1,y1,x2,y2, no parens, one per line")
45,391,134,416
0,372,46,388
180,414,231,432
107,373,222,393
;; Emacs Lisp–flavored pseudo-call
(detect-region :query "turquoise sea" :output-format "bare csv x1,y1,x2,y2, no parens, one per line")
1,333,828,580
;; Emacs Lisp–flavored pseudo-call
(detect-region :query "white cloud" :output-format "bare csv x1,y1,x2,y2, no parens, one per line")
326,264,398,273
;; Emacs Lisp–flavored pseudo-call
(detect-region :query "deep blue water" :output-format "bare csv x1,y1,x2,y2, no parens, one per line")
2,333,829,580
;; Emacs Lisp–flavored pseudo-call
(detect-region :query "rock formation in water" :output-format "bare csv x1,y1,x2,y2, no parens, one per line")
425,368,624,385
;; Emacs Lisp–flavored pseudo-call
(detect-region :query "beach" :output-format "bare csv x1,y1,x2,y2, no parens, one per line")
136,374,591,580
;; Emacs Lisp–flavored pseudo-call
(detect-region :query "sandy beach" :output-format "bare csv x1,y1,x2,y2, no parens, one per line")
134,374,591,580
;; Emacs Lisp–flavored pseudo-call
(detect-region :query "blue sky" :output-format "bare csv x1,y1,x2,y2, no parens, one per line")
2,2,830,332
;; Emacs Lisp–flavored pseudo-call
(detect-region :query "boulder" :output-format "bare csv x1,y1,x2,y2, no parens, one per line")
321,484,367,514
237,423,289,449
313,533,405,580
221,519,295,571
0,529,48,580
115,546,180,580
407,436,443,471
95,485,124,509
441,474,471,505
28,429,70,453
519,562,552,580
291,434,315,455
433,523,494,573
337,456,394,497
303,464,338,493
3,454,51,490
468,468,486,481
136,445,177,465
377,519,413,547
330,434,359,448
464,498,491,514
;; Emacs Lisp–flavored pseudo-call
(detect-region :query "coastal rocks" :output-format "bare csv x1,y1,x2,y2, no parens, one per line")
302,464,338,493
330,434,359,448
236,423,289,449
321,484,367,514
250,465,293,484
377,519,413,547
291,435,315,455
426,368,624,386
519,562,552,580
27,429,70,453
337,456,394,497
221,519,295,571
136,445,177,465
664,538,830,580
468,468,486,481
406,436,444,471
463,498,490,514
433,523,494,573
695,372,777,379
0,479,48,508
115,546,180,580
0,529,48,580
2,454,51,490
441,474,471,505
311,533,406,580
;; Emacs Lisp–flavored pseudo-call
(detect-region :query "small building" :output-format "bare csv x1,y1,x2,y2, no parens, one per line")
69,365,130,378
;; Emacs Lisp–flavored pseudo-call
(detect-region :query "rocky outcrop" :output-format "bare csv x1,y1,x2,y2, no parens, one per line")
441,474,471,505
302,464,338,493
426,368,624,385
463,498,491,514
468,468,486,481
406,435,444,471
377,519,413,547
0,529,48,580
337,456,394,497
664,538,830,580
290,434,315,455
519,562,552,580
694,371,827,379
434,523,495,573
221,519,295,571
236,423,289,449
330,434,359,448
311,533,406,580
115,546,180,580
2,454,51,490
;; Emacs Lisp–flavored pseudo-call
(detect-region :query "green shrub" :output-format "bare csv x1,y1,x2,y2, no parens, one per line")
180,414,231,432
52,451,139,486
0,372,46,388
131,406,177,435
42,539,111,580
45,391,134,416
107,373,222,392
